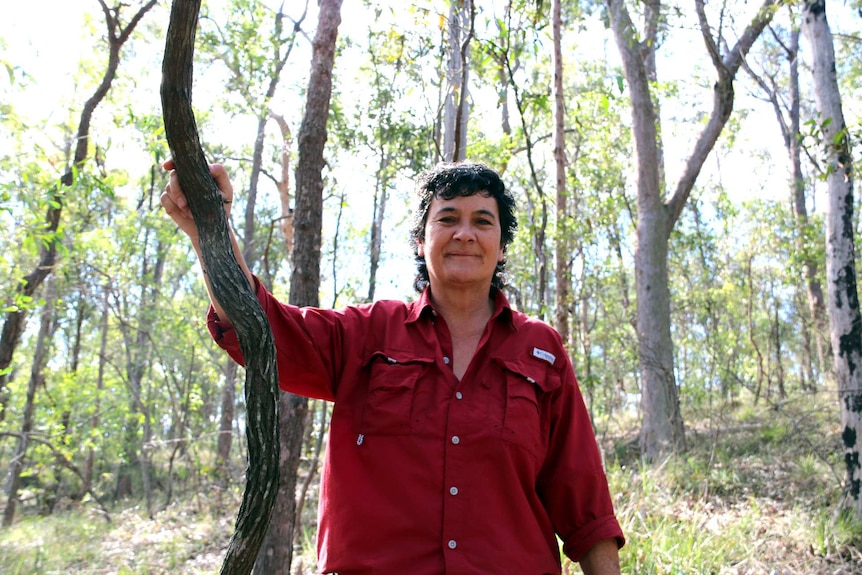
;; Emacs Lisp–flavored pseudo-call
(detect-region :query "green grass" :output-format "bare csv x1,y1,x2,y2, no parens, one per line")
601,392,862,574
0,501,235,574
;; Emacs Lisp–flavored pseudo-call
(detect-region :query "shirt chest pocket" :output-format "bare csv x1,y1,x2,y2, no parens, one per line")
494,357,561,453
360,351,434,436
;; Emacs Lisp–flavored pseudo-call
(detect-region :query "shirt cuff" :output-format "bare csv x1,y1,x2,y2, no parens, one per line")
562,515,625,562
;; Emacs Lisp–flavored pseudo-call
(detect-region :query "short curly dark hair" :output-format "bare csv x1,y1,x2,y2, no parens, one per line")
408,162,518,293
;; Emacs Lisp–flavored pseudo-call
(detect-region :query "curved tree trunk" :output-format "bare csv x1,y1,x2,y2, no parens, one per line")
161,1,281,572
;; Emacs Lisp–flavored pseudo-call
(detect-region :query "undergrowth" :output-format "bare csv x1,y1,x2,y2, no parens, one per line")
2,392,861,574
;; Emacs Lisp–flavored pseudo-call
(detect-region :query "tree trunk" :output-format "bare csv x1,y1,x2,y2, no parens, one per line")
443,0,472,162
3,277,56,526
271,112,294,264
607,0,780,459
83,283,111,496
216,359,238,485
552,0,570,344
802,0,862,518
787,24,829,378
367,157,390,303
745,19,828,385
161,0,282,572
254,1,342,572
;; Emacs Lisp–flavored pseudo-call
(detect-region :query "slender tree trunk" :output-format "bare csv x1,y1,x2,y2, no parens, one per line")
243,6,301,282
162,1,282,569
84,283,111,495
367,156,390,303
746,20,828,384
272,112,294,263
802,0,862,518
788,31,830,380
552,0,570,343
216,359,238,485
443,0,472,162
254,1,342,572
3,278,56,526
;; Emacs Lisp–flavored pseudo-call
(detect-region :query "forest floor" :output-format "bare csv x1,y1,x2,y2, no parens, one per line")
2,391,862,574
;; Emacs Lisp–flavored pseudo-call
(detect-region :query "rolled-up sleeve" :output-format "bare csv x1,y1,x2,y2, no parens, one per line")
536,354,625,562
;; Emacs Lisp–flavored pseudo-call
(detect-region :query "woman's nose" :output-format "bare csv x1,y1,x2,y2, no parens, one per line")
452,223,476,241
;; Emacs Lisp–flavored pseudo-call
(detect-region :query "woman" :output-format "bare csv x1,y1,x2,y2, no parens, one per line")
162,160,624,574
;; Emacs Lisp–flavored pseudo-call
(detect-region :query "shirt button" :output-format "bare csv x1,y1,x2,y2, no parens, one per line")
443,356,450,365
455,391,463,400
449,486,459,496
448,540,457,549
451,435,460,445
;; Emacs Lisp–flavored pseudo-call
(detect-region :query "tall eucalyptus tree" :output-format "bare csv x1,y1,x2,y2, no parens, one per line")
606,0,783,459
440,0,474,162
552,0,571,344
802,0,862,519
744,8,828,387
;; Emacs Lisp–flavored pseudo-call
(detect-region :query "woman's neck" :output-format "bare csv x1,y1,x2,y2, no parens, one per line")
428,284,494,333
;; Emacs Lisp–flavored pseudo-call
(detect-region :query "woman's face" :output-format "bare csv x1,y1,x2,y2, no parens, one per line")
417,192,503,294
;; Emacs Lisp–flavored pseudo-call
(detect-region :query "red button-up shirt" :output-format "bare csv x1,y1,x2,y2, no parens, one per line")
208,279,624,574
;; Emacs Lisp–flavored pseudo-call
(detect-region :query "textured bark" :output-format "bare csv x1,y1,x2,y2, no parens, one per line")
0,0,156,418
607,0,781,459
552,0,570,344
802,0,862,517
254,1,342,573
215,359,238,483
161,1,280,573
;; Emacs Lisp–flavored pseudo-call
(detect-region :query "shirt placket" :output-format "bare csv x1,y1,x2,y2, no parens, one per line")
438,315,498,572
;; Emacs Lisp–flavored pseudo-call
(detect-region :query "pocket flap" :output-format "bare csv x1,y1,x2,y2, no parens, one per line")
363,349,435,390
493,356,561,393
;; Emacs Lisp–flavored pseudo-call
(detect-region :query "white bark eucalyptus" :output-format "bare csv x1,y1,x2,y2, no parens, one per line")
802,0,862,517
607,0,782,459
441,0,473,162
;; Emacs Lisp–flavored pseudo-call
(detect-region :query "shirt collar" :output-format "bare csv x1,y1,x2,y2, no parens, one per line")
407,287,516,329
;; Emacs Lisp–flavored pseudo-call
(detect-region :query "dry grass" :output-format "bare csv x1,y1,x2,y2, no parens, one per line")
603,390,862,574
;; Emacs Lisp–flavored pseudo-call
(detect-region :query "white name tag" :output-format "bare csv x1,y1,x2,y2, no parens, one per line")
533,347,556,365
